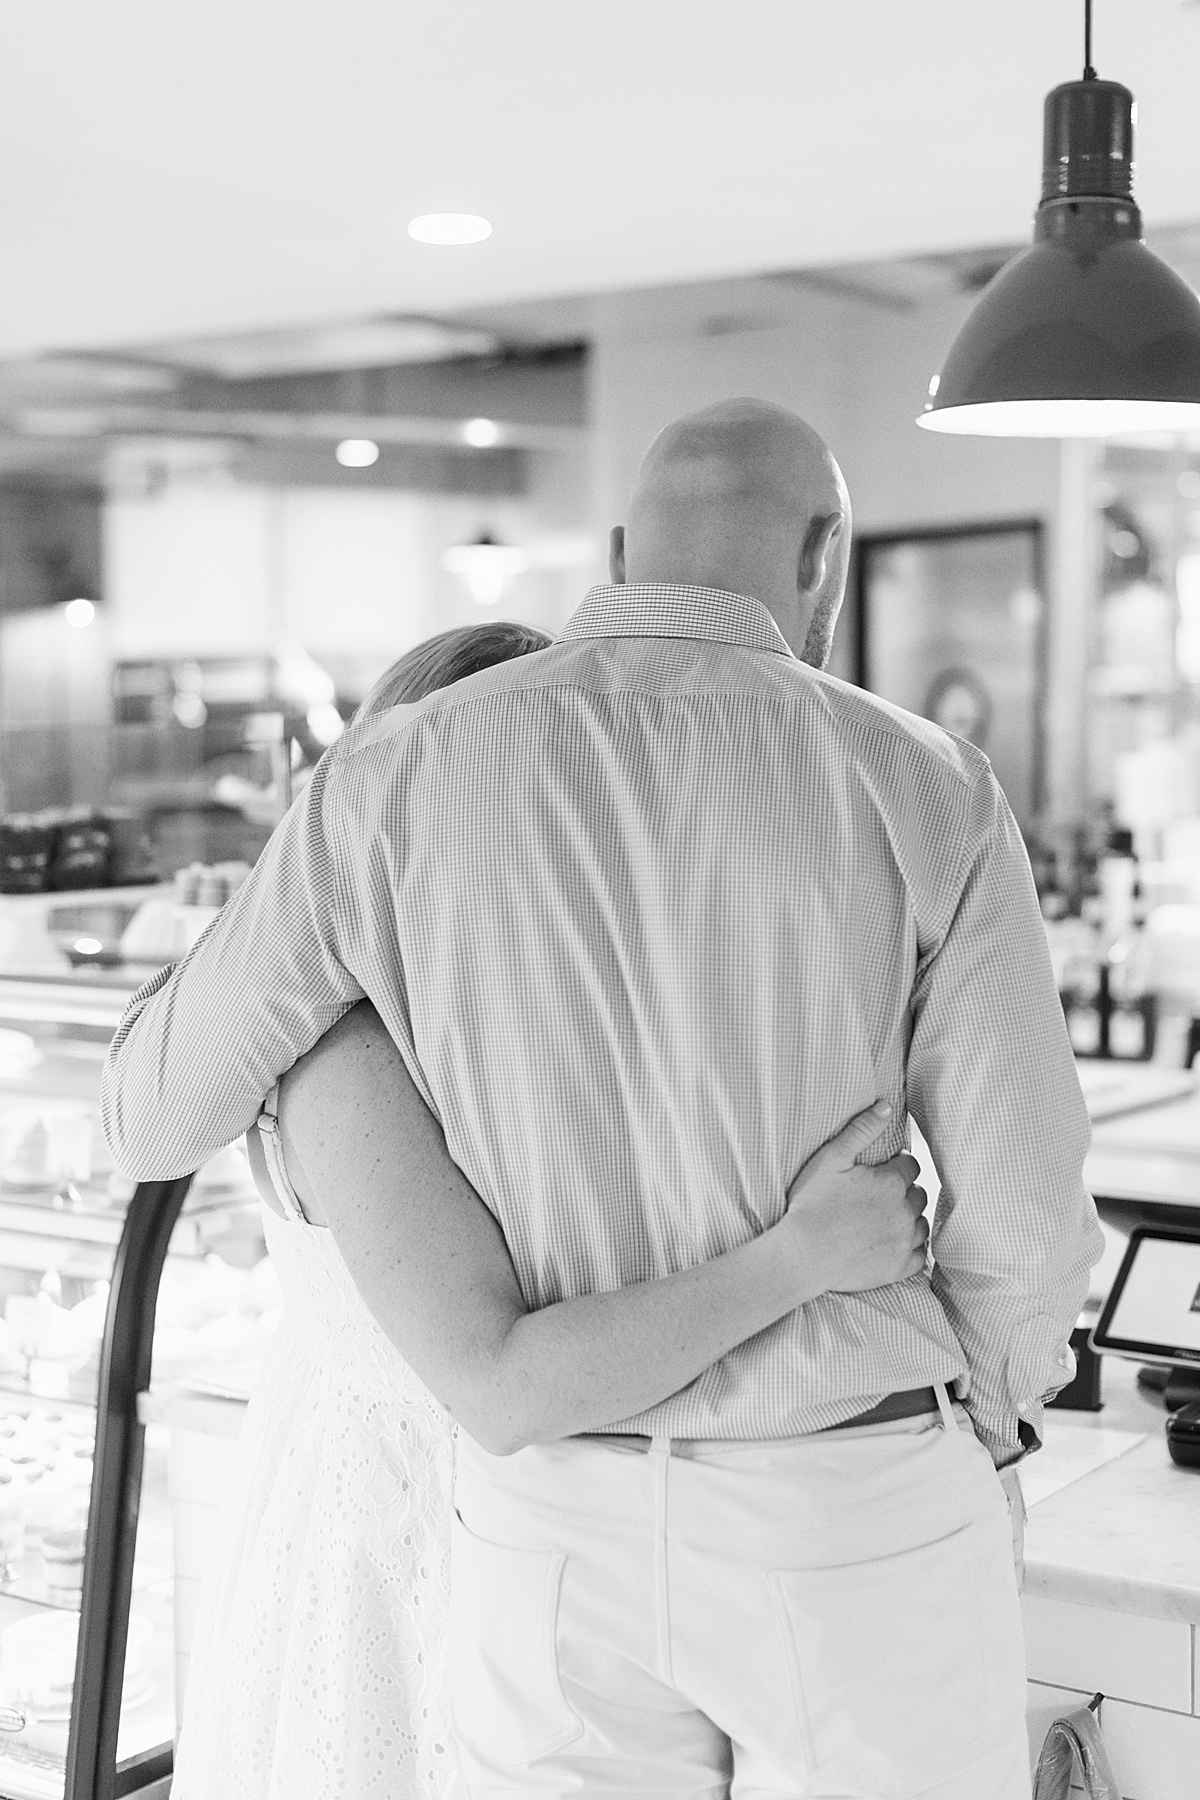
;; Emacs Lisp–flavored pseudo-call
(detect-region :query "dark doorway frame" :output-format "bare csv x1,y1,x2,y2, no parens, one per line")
849,517,1048,822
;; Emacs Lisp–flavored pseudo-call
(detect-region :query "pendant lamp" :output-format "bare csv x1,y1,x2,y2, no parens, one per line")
442,531,530,607
917,0,1200,437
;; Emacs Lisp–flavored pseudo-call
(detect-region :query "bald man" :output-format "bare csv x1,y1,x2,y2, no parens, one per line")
613,399,853,668
106,398,1100,1798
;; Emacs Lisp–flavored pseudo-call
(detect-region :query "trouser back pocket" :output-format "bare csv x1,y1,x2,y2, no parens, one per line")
768,1521,990,1795
450,1508,583,1773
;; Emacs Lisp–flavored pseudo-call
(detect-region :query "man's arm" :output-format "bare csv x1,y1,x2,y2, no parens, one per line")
101,758,364,1180
909,768,1105,1470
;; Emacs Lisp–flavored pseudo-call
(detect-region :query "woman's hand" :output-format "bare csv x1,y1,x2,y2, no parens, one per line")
780,1102,931,1299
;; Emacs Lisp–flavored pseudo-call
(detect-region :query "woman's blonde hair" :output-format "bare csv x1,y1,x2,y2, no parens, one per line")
354,622,554,722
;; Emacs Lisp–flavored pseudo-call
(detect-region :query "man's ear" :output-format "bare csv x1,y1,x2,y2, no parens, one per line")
609,524,627,584
797,512,844,596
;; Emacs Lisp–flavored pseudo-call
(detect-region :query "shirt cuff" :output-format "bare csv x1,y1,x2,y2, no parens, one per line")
966,1410,1043,1470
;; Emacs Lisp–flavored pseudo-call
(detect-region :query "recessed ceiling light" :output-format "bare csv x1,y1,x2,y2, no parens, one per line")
336,438,380,468
408,213,492,246
64,598,95,629
463,417,500,448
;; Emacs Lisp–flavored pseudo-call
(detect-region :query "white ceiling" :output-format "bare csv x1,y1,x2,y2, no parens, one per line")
1,0,1198,359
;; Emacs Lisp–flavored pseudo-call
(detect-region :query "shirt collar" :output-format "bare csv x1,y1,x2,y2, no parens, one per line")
560,583,796,658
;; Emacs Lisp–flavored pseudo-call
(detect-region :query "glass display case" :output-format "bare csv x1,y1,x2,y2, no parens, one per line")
0,960,270,1800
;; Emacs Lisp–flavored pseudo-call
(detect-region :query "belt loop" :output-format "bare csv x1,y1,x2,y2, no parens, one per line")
935,1382,958,1433
650,1435,673,1681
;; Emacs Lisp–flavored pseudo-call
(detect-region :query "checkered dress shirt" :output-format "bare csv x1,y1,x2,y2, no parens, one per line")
102,582,1103,1465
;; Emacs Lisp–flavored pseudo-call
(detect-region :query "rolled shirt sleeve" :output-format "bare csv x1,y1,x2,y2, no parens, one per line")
101,757,364,1181
909,767,1105,1468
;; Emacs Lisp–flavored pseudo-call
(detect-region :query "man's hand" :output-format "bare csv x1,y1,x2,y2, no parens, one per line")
782,1102,930,1297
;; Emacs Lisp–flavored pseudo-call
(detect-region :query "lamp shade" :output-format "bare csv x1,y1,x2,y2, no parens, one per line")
919,80,1200,437
441,532,530,607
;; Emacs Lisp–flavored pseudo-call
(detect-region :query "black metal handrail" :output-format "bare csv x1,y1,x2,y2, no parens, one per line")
65,1174,195,1800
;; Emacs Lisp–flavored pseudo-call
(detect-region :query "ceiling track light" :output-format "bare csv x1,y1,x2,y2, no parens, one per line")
918,0,1200,438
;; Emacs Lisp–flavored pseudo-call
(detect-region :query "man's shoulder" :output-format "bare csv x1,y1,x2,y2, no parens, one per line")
326,700,428,768
319,646,992,805
779,663,991,794
326,651,562,773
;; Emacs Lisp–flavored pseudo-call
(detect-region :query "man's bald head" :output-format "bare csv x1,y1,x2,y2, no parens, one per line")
610,399,851,666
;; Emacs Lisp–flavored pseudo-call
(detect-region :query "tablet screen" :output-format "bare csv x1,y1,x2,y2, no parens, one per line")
1091,1229,1200,1363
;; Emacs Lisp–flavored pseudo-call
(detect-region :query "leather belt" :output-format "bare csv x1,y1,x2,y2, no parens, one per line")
822,1384,940,1430
582,1385,940,1453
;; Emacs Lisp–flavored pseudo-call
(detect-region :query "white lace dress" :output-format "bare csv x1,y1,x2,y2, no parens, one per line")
170,1204,460,1799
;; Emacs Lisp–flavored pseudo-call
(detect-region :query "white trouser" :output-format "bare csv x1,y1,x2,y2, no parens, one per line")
450,1384,1030,1799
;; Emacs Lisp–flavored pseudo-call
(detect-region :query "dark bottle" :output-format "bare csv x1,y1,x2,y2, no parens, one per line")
1106,898,1157,1062
1098,826,1137,948
1060,900,1108,1058
1038,851,1069,922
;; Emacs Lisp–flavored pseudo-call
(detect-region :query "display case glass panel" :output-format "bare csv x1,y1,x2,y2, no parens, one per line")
0,969,265,1800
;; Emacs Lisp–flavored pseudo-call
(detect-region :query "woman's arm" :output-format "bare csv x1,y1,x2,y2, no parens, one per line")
269,1003,925,1455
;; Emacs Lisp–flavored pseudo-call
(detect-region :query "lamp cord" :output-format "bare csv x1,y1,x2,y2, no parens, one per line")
1083,0,1097,79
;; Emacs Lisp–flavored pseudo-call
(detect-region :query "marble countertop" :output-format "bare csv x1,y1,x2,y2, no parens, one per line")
1085,1071,1200,1205
922,1067,1200,1620
1023,1353,1200,1622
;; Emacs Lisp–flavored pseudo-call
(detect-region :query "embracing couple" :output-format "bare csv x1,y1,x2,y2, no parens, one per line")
102,399,1102,1800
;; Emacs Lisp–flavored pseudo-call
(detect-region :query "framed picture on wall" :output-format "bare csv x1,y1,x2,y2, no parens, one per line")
849,520,1047,830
